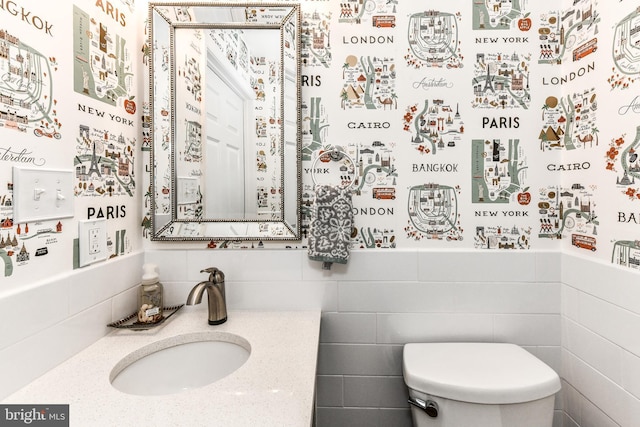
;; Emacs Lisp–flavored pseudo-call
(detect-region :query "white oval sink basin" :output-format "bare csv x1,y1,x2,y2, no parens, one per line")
110,332,250,396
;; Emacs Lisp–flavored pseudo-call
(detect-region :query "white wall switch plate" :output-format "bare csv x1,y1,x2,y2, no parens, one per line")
13,167,75,223
79,219,107,267
177,177,199,204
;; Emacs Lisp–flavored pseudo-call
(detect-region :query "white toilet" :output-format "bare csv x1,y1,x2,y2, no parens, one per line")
402,343,561,427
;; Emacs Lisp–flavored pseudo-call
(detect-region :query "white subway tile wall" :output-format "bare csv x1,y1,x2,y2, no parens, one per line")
562,254,640,427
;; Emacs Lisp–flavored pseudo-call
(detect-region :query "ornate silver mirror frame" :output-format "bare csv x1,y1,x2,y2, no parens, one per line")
149,3,301,241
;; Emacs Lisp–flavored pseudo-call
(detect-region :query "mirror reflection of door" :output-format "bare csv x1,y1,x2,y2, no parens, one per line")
205,67,246,219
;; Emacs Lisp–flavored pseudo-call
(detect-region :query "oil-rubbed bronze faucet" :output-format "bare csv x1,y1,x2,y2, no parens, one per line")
186,268,227,325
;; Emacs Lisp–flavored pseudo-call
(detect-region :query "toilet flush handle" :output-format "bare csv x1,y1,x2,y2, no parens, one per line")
408,397,439,418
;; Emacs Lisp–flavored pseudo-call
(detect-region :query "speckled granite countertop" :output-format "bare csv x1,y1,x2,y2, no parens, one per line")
3,307,321,427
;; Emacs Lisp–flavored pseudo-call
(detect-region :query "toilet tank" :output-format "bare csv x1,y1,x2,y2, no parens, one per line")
402,343,561,427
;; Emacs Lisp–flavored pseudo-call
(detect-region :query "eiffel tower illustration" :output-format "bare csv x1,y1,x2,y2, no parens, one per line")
483,65,495,94
88,142,102,178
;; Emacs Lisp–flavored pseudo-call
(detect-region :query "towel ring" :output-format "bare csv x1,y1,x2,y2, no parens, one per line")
311,147,356,189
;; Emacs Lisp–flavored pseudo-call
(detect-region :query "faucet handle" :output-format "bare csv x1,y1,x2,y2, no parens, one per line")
201,267,225,283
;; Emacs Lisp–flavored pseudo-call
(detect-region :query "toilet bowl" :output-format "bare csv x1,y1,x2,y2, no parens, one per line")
402,343,561,427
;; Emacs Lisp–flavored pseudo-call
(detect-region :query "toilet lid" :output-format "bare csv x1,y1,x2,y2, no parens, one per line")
403,343,561,404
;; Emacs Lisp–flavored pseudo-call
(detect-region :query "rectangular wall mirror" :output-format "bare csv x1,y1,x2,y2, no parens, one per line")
149,3,301,241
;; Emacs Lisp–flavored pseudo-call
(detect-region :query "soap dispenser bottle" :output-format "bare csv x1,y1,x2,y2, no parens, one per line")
138,263,164,324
